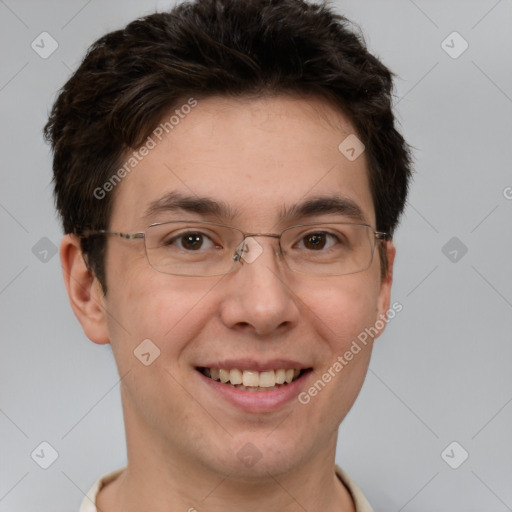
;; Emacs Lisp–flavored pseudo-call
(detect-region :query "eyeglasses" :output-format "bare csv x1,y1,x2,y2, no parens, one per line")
82,220,389,277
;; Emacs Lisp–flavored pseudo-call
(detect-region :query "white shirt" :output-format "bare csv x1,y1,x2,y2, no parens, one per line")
79,465,374,511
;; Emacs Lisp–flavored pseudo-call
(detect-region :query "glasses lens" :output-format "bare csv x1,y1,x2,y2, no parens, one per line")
144,221,242,276
280,223,376,276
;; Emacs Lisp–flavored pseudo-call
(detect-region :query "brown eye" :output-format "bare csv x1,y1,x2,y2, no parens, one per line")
297,231,341,251
302,233,328,250
181,233,204,250
164,231,215,251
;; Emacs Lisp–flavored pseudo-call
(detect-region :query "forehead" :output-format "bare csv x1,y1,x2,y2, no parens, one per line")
110,95,375,229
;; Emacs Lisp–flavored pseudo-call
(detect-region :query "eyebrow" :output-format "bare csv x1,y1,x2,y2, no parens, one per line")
143,191,367,224
144,191,239,221
279,195,367,224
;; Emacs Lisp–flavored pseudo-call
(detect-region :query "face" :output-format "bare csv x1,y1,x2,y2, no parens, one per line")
91,95,393,479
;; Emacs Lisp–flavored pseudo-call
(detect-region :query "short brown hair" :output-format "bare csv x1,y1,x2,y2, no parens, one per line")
44,0,413,291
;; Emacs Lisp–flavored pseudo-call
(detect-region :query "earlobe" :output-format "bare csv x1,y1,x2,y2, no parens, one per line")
60,234,110,345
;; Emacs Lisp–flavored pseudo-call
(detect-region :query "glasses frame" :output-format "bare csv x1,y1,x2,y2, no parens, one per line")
81,220,390,277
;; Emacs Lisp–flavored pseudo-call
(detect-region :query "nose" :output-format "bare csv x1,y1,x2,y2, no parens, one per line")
219,236,300,337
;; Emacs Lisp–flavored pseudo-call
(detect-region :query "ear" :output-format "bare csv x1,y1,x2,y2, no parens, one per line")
60,234,110,345
374,240,396,338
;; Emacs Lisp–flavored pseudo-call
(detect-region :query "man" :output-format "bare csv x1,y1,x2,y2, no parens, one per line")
44,0,412,510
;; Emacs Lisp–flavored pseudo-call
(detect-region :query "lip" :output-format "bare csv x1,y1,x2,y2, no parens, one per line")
196,366,313,413
198,358,309,372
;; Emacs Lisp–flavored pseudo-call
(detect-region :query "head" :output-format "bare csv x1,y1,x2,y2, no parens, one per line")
45,0,412,482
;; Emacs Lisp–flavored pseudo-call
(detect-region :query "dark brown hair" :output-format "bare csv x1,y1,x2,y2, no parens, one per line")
44,0,413,291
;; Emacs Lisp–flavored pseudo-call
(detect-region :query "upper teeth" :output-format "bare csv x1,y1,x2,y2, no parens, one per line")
204,368,301,387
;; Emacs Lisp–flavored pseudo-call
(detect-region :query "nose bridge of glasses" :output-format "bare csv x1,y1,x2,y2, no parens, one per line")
234,232,282,263
244,232,281,242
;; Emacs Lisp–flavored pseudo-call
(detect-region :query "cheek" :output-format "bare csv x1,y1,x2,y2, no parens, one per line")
295,278,379,428
299,275,379,384
300,272,381,347
105,270,223,362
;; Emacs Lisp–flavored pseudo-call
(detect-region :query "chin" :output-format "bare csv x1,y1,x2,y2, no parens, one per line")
198,430,311,482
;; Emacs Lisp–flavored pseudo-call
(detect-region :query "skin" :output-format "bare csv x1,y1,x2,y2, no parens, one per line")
61,95,395,512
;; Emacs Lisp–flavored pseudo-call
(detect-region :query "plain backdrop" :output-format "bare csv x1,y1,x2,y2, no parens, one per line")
1,1,511,510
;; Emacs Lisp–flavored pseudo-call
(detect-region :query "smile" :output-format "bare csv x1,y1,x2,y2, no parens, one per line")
198,367,305,391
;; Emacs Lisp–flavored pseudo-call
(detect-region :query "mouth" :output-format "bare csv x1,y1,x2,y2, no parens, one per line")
197,367,309,392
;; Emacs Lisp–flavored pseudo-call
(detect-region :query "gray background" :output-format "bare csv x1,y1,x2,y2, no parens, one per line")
1,0,511,510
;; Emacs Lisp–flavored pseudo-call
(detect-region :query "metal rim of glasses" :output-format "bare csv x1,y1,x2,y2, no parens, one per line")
81,220,390,277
